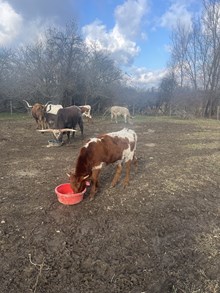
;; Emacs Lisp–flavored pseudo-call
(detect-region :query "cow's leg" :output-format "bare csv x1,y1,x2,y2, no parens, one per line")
111,163,122,187
123,160,132,187
34,118,39,129
43,118,48,129
41,119,46,130
89,169,101,200
39,119,43,130
39,116,46,130
39,120,43,130
133,154,138,172
66,131,71,143
78,117,84,138
70,130,75,139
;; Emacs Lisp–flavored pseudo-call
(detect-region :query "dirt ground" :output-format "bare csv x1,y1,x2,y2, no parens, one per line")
0,114,220,293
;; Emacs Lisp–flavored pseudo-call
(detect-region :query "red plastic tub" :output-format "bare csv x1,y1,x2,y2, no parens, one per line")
55,183,86,205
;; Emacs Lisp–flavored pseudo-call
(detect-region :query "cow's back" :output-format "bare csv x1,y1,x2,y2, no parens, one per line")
56,106,82,128
111,106,129,115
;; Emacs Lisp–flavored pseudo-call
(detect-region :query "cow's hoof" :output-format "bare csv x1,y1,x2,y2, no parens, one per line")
123,182,129,188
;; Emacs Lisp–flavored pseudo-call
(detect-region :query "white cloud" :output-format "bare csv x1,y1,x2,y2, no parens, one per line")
82,0,149,66
0,0,23,45
0,0,57,46
127,66,168,88
114,0,149,39
82,20,140,66
160,2,192,30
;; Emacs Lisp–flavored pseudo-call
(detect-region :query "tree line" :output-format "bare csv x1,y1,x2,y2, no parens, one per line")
0,0,220,118
166,0,220,118
0,22,124,114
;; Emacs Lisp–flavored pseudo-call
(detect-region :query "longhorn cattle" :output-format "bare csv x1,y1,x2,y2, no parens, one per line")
23,100,51,129
68,128,137,201
38,106,84,143
110,106,133,124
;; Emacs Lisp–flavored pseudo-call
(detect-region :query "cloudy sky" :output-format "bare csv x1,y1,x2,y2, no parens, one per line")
0,0,201,88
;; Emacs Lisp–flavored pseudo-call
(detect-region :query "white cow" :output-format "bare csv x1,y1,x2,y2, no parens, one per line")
110,106,133,124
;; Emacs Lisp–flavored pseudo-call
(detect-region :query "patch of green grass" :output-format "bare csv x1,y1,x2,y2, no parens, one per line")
185,131,220,140
133,115,220,127
0,113,30,120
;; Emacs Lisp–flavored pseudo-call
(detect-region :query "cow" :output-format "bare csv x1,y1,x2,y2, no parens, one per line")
23,100,51,129
68,128,137,201
38,106,84,143
110,106,133,124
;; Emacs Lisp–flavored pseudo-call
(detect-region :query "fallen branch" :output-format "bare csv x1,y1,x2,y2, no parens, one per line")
28,253,46,293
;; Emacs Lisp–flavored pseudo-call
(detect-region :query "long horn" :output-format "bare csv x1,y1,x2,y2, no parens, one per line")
37,128,76,133
60,129,76,132
37,129,54,132
44,101,52,107
47,104,52,112
23,100,33,108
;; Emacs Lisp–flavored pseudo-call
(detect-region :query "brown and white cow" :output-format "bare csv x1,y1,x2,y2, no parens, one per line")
110,106,133,124
68,128,137,201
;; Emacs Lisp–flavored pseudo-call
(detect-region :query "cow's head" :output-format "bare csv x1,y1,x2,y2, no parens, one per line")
51,129,63,141
67,171,89,193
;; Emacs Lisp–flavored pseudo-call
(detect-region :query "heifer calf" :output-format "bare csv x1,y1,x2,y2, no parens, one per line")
68,128,137,200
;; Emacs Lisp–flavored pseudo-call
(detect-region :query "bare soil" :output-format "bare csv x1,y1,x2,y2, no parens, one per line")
0,115,220,293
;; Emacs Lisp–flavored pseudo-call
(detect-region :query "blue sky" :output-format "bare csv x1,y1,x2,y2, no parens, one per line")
0,0,201,88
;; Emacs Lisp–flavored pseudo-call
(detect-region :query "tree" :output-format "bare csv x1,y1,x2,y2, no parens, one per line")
170,0,220,117
157,72,177,114
74,42,123,110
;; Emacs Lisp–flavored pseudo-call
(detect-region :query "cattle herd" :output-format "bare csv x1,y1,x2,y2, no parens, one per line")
23,100,137,200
